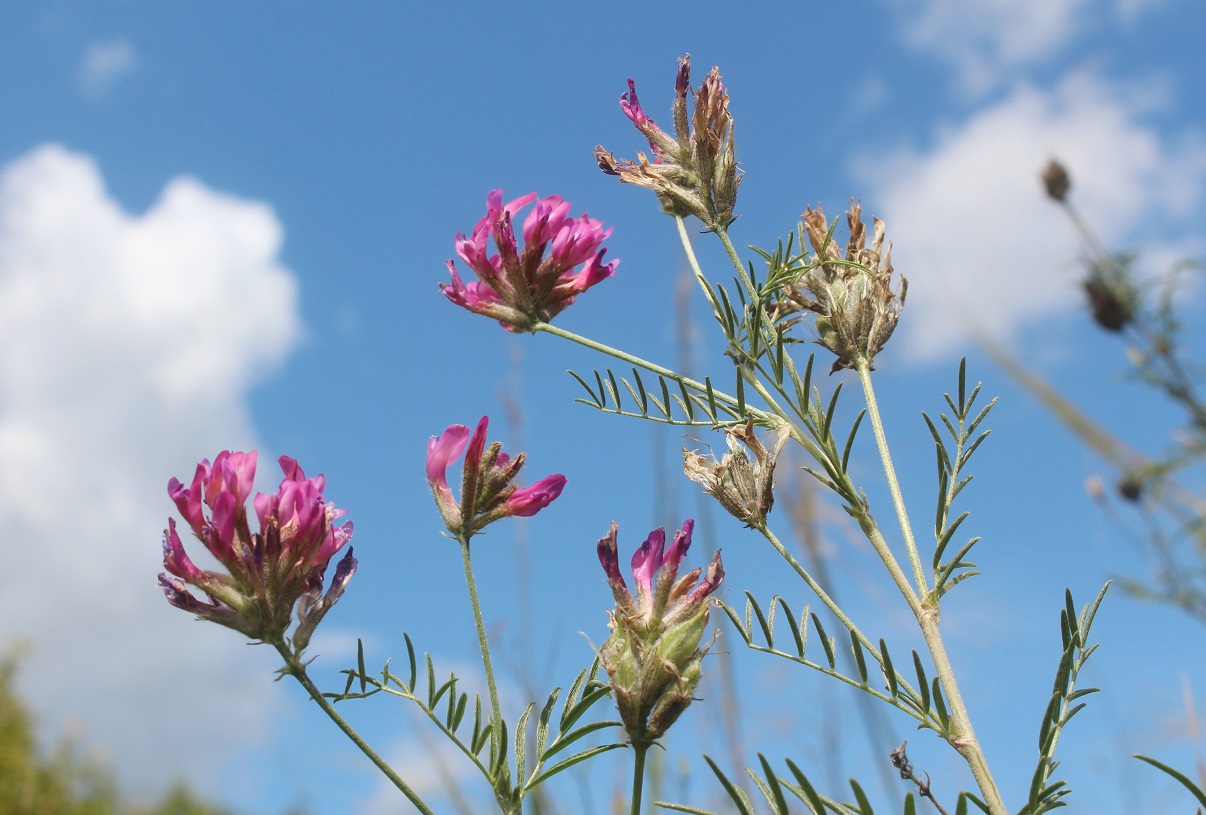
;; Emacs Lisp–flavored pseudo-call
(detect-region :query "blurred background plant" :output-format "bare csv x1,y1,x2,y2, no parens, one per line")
987,159,1206,622
0,649,282,815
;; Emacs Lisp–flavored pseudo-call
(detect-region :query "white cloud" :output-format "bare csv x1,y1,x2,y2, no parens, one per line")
0,145,301,795
889,0,1089,93
884,0,1182,95
78,38,137,100
853,70,1206,360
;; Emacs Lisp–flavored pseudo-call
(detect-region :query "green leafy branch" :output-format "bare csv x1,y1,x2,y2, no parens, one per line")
921,359,997,601
328,636,625,808
654,751,989,815
721,592,959,739
569,367,743,426
1017,584,1109,815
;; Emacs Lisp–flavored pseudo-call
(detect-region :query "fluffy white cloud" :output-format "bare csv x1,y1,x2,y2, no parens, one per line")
78,38,137,101
0,145,301,795
891,0,1086,93
885,0,1177,94
855,70,1206,360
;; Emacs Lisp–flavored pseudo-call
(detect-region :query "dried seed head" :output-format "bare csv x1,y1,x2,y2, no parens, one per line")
683,418,788,527
784,202,907,372
1041,159,1071,202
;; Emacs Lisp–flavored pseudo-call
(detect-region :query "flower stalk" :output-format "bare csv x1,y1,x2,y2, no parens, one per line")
274,642,437,815
856,357,1005,815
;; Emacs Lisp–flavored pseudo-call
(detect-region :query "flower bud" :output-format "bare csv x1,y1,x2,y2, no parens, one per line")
1041,159,1071,202
596,520,723,746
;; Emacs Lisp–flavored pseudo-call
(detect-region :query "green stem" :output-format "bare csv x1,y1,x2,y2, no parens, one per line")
674,216,724,320
630,743,650,815
853,359,1005,815
855,359,928,594
916,613,1006,815
459,537,504,738
715,227,758,300
756,523,883,661
275,643,437,815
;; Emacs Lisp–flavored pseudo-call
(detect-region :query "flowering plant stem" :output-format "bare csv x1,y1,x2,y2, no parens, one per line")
630,742,650,815
273,642,437,815
854,357,1006,815
457,535,511,801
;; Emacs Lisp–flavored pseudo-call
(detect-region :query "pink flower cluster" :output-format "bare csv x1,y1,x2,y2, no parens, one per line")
597,519,724,745
597,519,723,632
441,190,618,332
427,416,566,536
159,451,355,651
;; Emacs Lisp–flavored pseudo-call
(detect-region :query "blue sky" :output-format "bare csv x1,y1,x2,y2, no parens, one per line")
1,2,1205,814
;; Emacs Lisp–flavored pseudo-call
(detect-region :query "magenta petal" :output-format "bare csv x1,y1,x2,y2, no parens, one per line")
630,527,666,592
620,79,649,127
279,455,304,482
463,416,490,479
505,474,566,517
162,518,205,582
426,424,471,487
661,518,694,581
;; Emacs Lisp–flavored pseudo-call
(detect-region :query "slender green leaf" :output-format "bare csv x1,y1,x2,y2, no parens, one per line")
754,753,790,815
851,632,869,685
812,613,836,670
842,410,867,471
703,755,755,815
525,743,626,790
568,369,602,407
880,639,899,699
541,719,622,760
913,652,930,714
784,758,828,815
850,778,873,814
1134,755,1206,809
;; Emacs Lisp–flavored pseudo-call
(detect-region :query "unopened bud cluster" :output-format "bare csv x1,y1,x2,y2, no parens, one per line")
597,520,723,747
594,54,740,230
781,202,907,372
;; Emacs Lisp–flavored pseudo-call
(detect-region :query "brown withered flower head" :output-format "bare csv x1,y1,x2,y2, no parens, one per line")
683,417,788,528
781,201,907,372
594,54,740,230
1041,159,1071,202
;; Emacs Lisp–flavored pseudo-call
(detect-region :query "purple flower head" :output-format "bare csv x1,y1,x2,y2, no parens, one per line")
426,415,566,536
597,519,719,636
440,190,618,332
158,451,356,653
596,518,723,746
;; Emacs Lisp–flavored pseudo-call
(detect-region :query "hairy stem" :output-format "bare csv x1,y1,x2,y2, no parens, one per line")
715,226,758,300
630,742,650,815
275,643,437,815
459,537,504,741
854,359,1005,815
855,359,927,593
